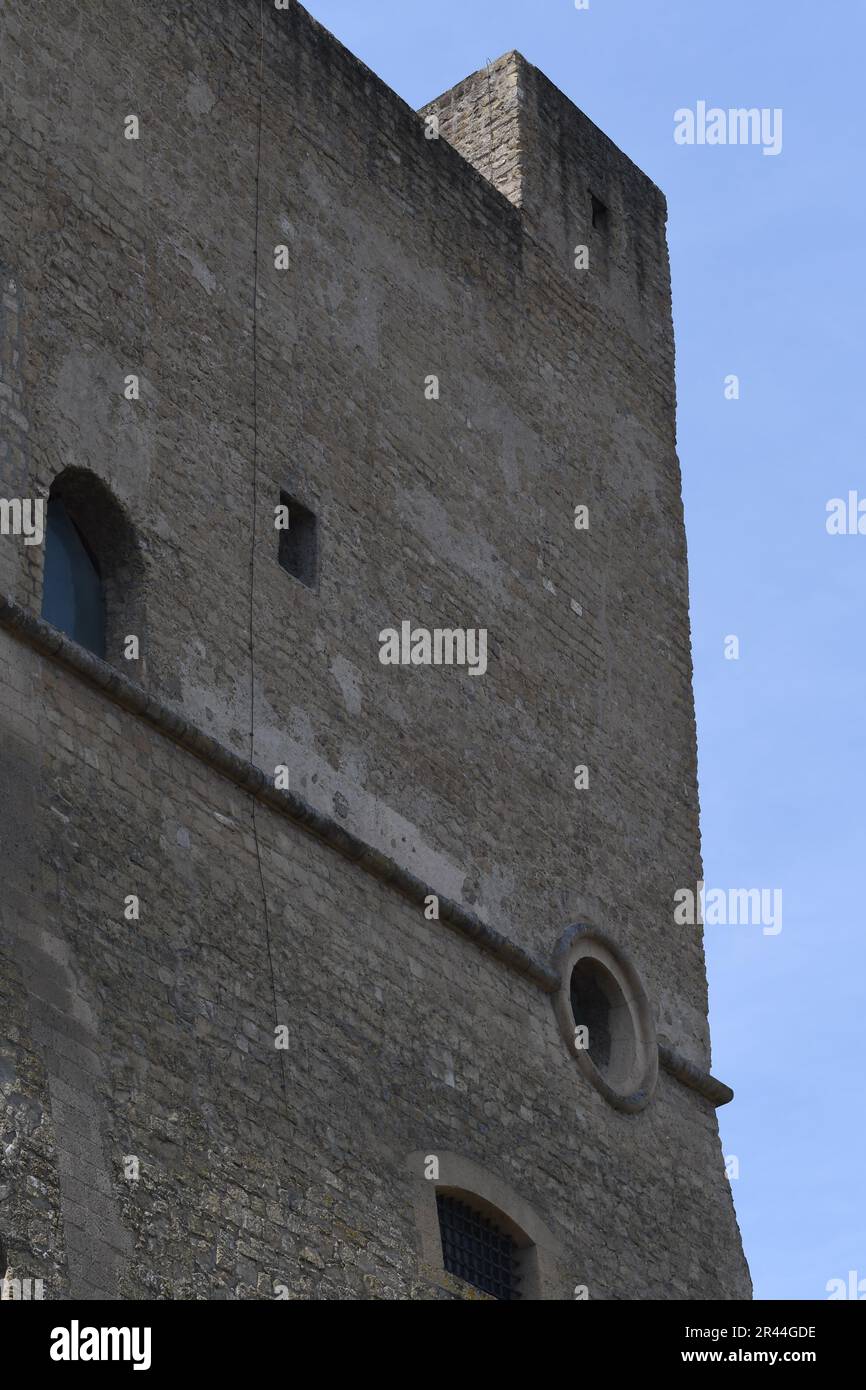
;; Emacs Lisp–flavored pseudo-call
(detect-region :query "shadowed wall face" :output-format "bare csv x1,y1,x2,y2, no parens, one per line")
0,0,749,1300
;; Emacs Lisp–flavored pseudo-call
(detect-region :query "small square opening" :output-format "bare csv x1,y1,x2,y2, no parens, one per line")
278,491,318,590
591,193,609,233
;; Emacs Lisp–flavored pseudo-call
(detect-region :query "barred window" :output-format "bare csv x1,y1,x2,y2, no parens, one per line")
436,1193,521,1300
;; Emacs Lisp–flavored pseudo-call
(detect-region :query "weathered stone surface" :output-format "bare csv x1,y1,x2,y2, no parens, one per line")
0,0,750,1299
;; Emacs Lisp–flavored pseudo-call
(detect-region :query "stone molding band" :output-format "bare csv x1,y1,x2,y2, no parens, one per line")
657,1045,733,1107
0,594,734,1108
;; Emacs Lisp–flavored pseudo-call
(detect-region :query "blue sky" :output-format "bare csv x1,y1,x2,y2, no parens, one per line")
305,0,865,1300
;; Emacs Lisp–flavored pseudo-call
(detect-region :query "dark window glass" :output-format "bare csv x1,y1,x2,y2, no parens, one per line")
591,192,609,232
436,1194,521,1300
41,496,105,656
278,491,318,589
570,958,613,1071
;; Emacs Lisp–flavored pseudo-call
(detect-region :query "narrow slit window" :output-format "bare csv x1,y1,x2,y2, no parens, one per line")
277,491,318,590
591,192,609,233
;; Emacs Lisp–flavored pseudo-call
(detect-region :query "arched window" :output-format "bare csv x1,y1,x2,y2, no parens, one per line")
39,469,143,666
436,1192,522,1300
408,1151,562,1299
41,496,105,656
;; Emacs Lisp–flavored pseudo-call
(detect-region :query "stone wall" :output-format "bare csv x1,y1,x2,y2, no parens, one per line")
0,0,750,1298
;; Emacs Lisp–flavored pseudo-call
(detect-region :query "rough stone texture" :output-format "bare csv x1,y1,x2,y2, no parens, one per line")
0,0,751,1299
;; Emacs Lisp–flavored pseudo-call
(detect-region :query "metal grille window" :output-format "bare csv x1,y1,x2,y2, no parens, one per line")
436,1193,521,1300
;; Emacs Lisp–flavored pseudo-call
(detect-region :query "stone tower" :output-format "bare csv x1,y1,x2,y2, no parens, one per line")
0,1,750,1299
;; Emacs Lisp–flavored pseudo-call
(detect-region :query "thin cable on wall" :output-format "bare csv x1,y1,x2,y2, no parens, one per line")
248,2,264,751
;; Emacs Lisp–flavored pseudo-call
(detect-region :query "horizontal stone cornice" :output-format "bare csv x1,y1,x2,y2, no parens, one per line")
0,594,733,1108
